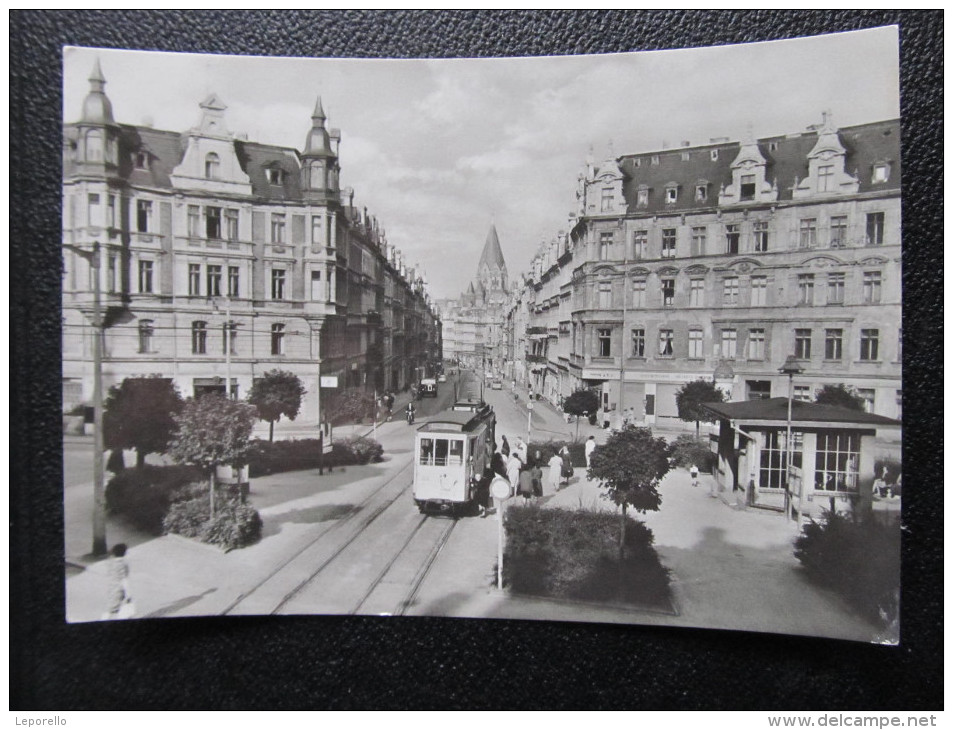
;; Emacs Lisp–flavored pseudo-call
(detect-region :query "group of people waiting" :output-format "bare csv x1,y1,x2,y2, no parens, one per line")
474,435,578,517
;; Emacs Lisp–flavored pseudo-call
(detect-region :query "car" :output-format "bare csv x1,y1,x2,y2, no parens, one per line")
490,379,503,390
438,374,447,382
419,378,438,397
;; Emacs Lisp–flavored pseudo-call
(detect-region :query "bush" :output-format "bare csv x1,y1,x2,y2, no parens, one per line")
668,434,716,473
527,440,586,467
246,436,385,477
337,436,384,465
104,465,204,534
162,486,263,551
794,510,900,628
504,504,671,607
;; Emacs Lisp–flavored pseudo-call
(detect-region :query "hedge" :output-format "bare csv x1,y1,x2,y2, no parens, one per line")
104,464,204,534
162,482,263,551
503,504,671,607
668,434,716,473
794,510,900,630
247,436,384,477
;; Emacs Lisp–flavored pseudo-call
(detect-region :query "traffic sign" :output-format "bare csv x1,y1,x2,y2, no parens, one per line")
490,476,511,500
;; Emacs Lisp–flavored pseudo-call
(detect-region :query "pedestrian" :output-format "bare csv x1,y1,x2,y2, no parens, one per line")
690,464,699,488
585,435,597,469
531,459,543,497
501,435,510,457
559,444,573,485
102,543,135,620
490,449,507,480
506,452,523,493
514,437,528,465
546,451,563,495
476,470,492,517
518,461,535,502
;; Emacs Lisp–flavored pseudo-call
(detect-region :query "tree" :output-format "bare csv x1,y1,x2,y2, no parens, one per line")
675,379,724,439
588,425,670,559
324,388,376,425
563,388,600,440
168,394,257,517
248,369,307,441
815,383,865,411
103,376,184,468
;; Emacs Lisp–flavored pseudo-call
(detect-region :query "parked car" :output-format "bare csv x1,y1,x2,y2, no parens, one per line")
438,374,447,383
490,379,503,390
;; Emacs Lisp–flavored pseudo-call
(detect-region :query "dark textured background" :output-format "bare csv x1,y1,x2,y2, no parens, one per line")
10,10,942,710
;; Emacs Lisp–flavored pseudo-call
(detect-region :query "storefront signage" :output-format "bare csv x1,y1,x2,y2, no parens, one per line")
582,368,718,383
320,376,339,388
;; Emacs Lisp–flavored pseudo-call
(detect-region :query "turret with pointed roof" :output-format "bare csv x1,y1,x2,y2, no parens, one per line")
475,224,508,293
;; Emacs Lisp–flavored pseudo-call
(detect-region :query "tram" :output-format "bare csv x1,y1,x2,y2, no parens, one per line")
412,400,496,516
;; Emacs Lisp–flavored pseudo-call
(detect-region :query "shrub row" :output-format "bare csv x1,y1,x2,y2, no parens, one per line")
162,482,263,551
503,504,671,607
104,464,204,534
668,434,717,473
247,436,384,477
794,510,900,629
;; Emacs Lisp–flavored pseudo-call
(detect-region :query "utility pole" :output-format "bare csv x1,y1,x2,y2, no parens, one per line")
65,241,107,556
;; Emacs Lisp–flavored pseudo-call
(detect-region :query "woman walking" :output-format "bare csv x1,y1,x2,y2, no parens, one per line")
501,435,511,458
546,451,563,496
559,445,573,486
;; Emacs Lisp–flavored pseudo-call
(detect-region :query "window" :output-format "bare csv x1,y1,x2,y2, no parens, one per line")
225,209,239,241
205,265,222,298
311,215,323,246
817,164,834,192
651,155,659,166
637,188,649,207
86,130,103,161
665,186,678,204
310,270,322,300
600,188,614,212
754,221,769,252
135,151,149,169
827,273,845,304
661,278,675,307
107,255,118,293
204,152,220,179
866,212,885,245
695,184,707,202
710,149,719,161
824,329,843,360
749,276,768,306
271,268,286,300
598,281,612,308
797,274,815,305
271,323,285,355
206,206,222,239
794,328,812,359
689,278,704,306
860,329,880,361
658,329,674,357
856,388,875,413
661,229,676,258
681,150,690,162
138,260,154,293
688,329,703,358
271,214,286,243
222,322,237,355
191,321,207,355
760,429,803,490
136,200,152,233
740,174,756,201
632,280,646,308
228,266,240,298
748,328,766,360
632,230,647,259
814,432,860,493
793,385,811,402
87,193,102,227
188,205,202,238
896,390,902,420
747,380,772,400
631,328,645,357
897,328,902,361
138,320,154,353
830,216,848,247
691,226,707,256
721,328,737,359
872,163,889,184
267,168,284,185
188,264,201,295
309,161,324,188
596,328,612,357
599,231,614,261
723,277,739,306
726,224,740,254
799,218,817,248
863,271,882,303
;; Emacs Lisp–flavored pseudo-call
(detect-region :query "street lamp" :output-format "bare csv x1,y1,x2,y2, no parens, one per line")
64,241,107,556
779,355,804,521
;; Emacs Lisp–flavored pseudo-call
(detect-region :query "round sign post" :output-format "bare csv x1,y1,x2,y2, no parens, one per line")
490,476,512,591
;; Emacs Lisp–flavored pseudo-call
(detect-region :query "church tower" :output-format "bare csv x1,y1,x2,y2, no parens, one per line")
475,224,508,293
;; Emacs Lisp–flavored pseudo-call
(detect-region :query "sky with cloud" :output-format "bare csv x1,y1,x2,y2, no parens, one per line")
64,27,899,299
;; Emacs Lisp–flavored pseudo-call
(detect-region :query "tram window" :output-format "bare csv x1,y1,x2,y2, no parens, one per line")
449,439,464,465
434,439,449,466
419,438,434,465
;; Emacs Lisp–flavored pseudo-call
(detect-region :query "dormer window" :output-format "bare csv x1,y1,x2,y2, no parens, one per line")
637,187,649,207
632,159,641,168
710,149,719,161
817,164,834,192
681,150,690,162
135,151,149,170
768,141,778,152
740,174,756,201
695,184,708,202
204,152,220,180
872,163,890,184
600,188,614,212
85,130,103,162
665,185,678,204
651,155,660,166
267,168,284,185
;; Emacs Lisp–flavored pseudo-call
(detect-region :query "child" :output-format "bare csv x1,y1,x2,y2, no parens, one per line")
690,464,699,488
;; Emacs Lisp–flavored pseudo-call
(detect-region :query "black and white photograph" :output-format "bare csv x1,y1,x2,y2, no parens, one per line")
61,28,902,644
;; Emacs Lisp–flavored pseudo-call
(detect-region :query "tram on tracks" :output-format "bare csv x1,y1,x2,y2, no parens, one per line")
412,400,496,516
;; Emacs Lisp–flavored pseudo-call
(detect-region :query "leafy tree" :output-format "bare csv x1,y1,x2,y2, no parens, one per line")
588,425,670,559
563,388,600,440
248,369,307,442
324,388,375,425
168,394,257,516
103,376,184,468
675,379,724,438
815,383,865,411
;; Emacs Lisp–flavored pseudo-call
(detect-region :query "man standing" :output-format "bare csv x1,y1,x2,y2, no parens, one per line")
585,435,597,469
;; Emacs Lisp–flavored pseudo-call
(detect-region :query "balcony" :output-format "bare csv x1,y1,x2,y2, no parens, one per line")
526,353,547,364
526,326,548,336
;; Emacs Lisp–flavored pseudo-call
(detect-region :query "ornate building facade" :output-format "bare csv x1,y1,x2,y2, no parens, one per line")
506,113,901,424
62,60,441,422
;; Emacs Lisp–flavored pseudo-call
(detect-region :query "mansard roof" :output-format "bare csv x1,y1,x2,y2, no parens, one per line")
617,118,900,213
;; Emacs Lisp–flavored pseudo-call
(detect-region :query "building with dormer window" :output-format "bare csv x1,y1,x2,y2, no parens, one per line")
62,60,441,421
504,113,901,427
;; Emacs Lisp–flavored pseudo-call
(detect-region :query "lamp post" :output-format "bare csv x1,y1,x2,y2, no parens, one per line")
779,355,804,521
64,241,107,556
